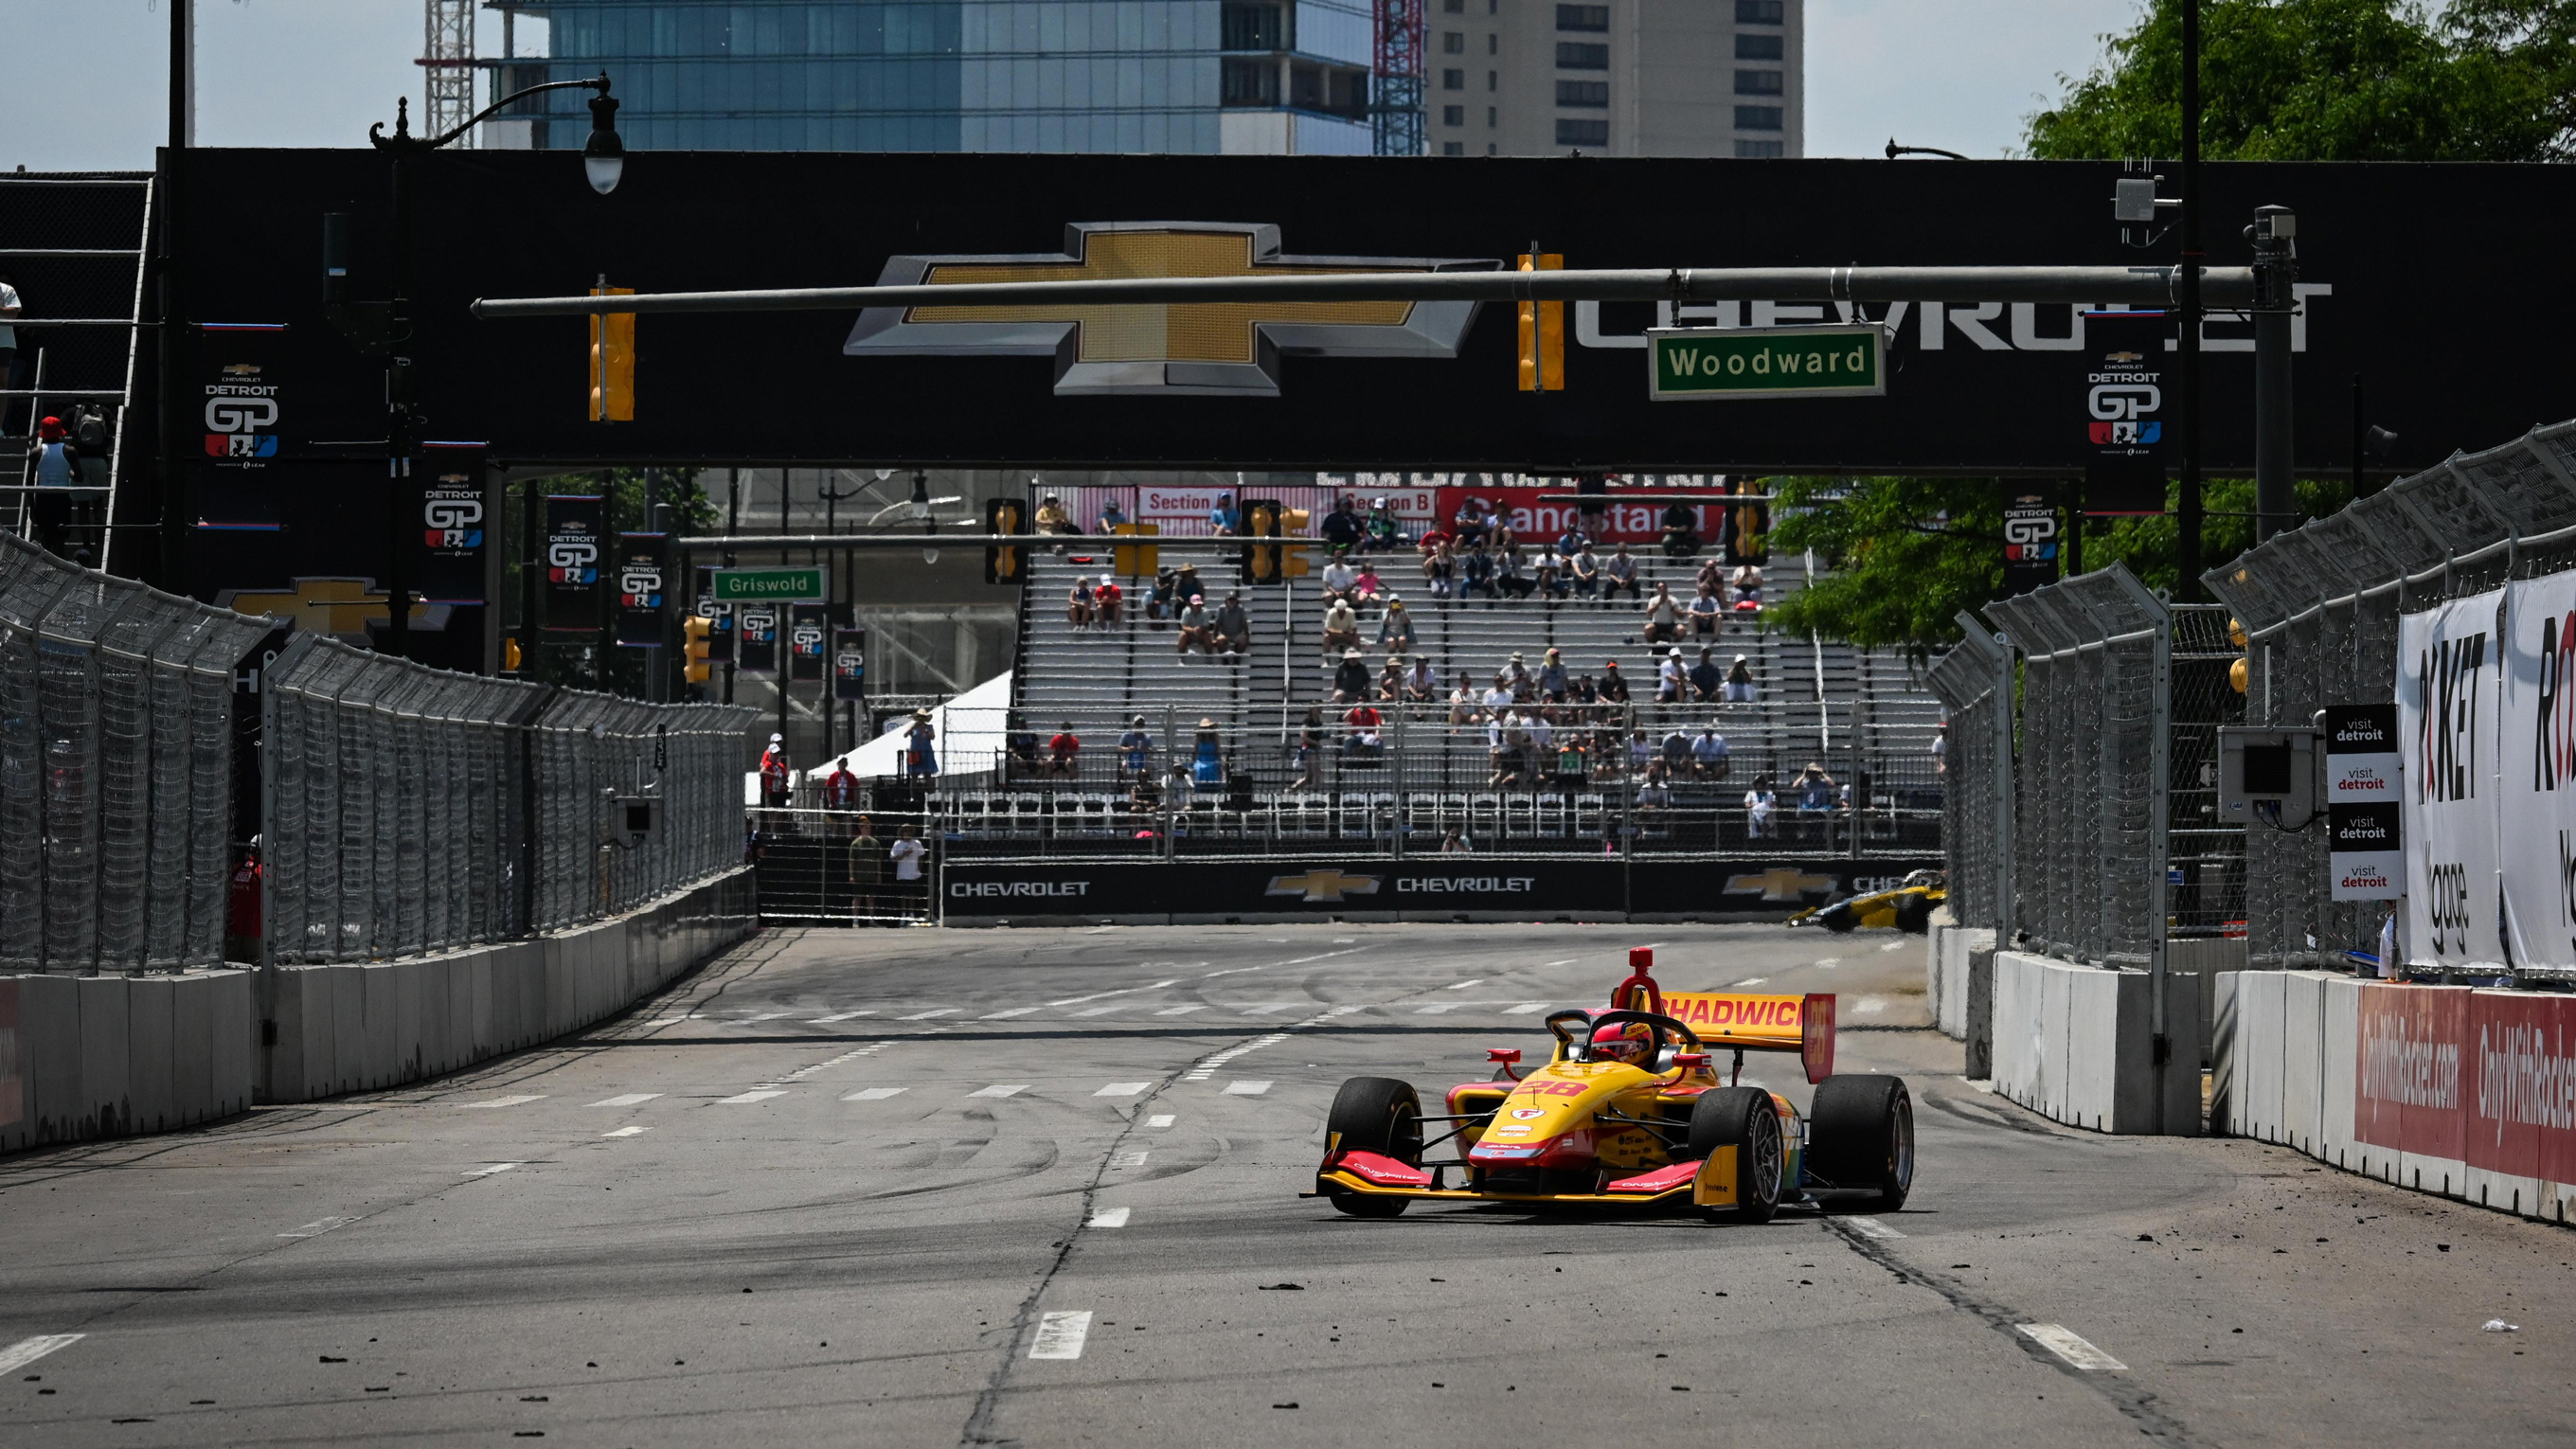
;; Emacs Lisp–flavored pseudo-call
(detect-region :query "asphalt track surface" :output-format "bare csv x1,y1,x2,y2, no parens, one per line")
3,923,2571,1448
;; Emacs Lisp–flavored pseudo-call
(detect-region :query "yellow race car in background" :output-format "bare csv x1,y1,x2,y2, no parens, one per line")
1790,868,1945,934
1309,948,1914,1221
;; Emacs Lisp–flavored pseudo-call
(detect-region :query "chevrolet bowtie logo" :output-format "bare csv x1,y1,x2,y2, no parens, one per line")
844,222,1496,397
1723,868,1837,903
1266,869,1383,903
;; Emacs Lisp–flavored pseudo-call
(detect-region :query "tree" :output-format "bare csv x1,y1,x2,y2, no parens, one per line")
2024,0,2569,162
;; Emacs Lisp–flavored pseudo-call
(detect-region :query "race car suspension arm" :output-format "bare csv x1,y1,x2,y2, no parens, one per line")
1413,1111,1498,1156
1593,1110,1690,1150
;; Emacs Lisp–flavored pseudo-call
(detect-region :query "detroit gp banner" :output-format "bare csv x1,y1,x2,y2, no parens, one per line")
2502,572,2576,970
542,494,604,634
2400,589,2506,972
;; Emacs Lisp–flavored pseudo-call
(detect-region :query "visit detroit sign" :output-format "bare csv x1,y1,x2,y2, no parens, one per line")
842,222,1497,398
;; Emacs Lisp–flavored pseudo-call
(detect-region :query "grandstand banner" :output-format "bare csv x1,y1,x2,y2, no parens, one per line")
2502,573,2576,969
541,494,603,633
2399,589,2506,972
615,532,667,647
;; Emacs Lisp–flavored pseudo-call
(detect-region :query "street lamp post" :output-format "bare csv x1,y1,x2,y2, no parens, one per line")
327,73,624,662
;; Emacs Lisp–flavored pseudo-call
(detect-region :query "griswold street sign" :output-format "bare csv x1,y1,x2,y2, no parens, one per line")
1647,324,1887,402
710,566,827,602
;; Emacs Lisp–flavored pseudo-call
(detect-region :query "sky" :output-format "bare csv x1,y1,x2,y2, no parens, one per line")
0,0,2146,170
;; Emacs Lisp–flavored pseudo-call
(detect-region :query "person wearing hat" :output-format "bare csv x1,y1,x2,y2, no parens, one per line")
1064,571,1096,631
904,710,939,778
1118,715,1155,781
1377,597,1415,652
1598,660,1631,705
1363,496,1406,553
1321,493,1365,550
1145,565,1179,628
1656,646,1688,703
1095,494,1130,533
1373,653,1404,702
1174,592,1215,656
1320,593,1361,654
1402,653,1437,702
1212,590,1251,654
1725,653,1758,703
1095,572,1124,627
1192,718,1226,785
1208,491,1241,536
1503,652,1531,699
1333,647,1371,701
1033,492,1074,535
1536,647,1569,701
759,732,792,806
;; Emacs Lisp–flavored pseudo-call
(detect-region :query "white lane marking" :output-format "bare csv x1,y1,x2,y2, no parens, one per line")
1444,978,1484,990
1414,1003,1461,1014
1048,978,1186,1008
2016,1324,2127,1371
1112,1150,1150,1169
972,1084,1029,1099
718,1089,788,1104
900,1008,959,1020
1146,1114,1175,1128
843,1087,907,1101
0,1335,84,1375
1844,1215,1905,1240
1880,939,1907,952
811,1011,871,1023
981,1006,1044,1019
1184,1031,1290,1082
1279,946,1369,966
1543,957,1580,967
1506,1001,1552,1014
1224,1081,1272,1096
1029,1310,1093,1360
1153,1005,1208,1016
1854,996,1888,1015
278,1216,359,1239
463,1162,522,1178
1088,1207,1133,1228
744,1011,794,1022
1236,1002,1304,1014
590,1093,661,1107
1095,1082,1151,1097
458,1094,545,1109
603,1126,649,1138
1074,1005,1125,1017
1733,977,1767,988
1812,958,1841,969
1203,965,1262,978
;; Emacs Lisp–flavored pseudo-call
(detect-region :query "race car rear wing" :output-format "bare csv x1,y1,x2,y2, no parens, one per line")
1610,947,1835,1082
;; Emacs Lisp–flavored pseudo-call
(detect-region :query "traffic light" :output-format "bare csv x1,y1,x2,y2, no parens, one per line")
504,636,523,672
1518,251,1564,392
985,497,1028,583
1282,509,1312,577
683,615,714,683
589,280,635,421
1243,498,1283,583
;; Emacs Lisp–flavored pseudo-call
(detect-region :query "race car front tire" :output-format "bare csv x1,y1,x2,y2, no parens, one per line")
1325,1076,1422,1219
1808,1073,1914,1211
1686,1086,1782,1224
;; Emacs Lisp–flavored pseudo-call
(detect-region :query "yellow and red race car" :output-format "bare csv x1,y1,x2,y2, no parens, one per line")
1310,948,1913,1222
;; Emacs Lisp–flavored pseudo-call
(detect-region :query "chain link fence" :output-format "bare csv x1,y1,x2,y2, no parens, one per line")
2205,418,2576,970
1923,619,2008,935
263,632,755,965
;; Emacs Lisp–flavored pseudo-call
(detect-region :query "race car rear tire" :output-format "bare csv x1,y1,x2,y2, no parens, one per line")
1325,1077,1422,1219
1893,895,1933,934
1818,901,1859,933
1686,1086,1782,1224
1809,1073,1914,1211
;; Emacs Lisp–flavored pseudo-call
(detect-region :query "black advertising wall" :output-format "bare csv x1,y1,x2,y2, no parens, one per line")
938,856,1941,921
173,151,2570,480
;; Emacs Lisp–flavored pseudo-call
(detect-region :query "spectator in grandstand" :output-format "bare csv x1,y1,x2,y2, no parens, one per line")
1321,596,1362,655
1603,544,1643,602
1320,494,1366,551
822,756,860,812
1571,672,1598,706
1065,573,1096,630
1440,827,1472,854
1145,567,1178,627
1487,709,1527,788
1343,699,1386,757
1460,541,1496,599
1496,544,1534,599
1424,538,1458,599
1689,582,1723,637
1689,647,1724,702
1175,594,1217,656
1656,648,1688,703
1416,517,1452,563
1192,719,1225,785
905,711,939,778
1482,673,1515,719
1932,721,1949,776
1536,647,1569,701
1692,724,1730,779
1533,550,1568,601
1096,495,1130,533
1569,543,1603,599
1794,761,1838,843
1321,547,1359,601
1598,660,1631,704
1289,707,1324,790
1005,726,1043,778
1164,760,1198,810
1449,672,1481,725
1046,723,1082,778
888,825,927,895
1172,561,1208,606
1660,499,1701,558
1212,591,1251,655
1034,492,1075,535
1119,715,1155,780
1730,562,1763,611
1363,497,1407,553
1637,760,1676,813
1404,655,1438,702
1628,727,1655,775
1553,724,1589,778
1096,573,1124,627
1642,582,1685,643
1453,494,1492,546
1744,775,1778,839
760,733,792,806
1333,648,1371,700
1377,597,1416,653
1659,724,1692,771
1697,554,1727,598
1351,560,1386,607
1555,521,1590,560
1524,707,1555,762
1725,653,1758,702
1209,491,1241,535
1504,652,1533,698
1375,655,1404,701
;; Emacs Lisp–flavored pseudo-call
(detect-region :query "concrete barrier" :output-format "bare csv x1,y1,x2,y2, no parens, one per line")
1927,926,1992,1042
0,968,255,1152
1990,950,2201,1135
0,978,27,1156
1964,942,1995,1080
127,975,175,1136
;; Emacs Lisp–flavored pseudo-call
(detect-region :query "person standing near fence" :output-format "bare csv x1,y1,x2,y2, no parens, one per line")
846,814,883,921
904,711,939,778
887,825,926,916
759,733,792,808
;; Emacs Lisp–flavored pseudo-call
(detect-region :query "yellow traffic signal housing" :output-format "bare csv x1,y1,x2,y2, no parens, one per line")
1518,252,1564,392
1243,499,1283,583
985,497,1029,583
1112,522,1159,579
1281,508,1312,576
682,615,714,683
590,282,635,421
504,636,523,672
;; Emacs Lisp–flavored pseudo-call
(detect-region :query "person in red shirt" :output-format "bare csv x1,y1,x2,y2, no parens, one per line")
1095,572,1124,626
225,835,264,963
821,755,860,811
1046,723,1081,778
1341,702,1384,758
758,733,792,806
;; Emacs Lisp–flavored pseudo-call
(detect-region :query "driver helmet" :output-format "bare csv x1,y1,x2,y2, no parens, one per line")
1588,1018,1655,1065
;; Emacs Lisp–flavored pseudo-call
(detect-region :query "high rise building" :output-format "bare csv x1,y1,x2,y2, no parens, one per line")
1428,0,1803,158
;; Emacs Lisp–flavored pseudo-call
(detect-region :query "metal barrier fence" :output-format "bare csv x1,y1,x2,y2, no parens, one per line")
0,534,273,971
812,701,1943,861
746,807,937,925
261,633,756,965
1923,617,2010,936
2205,417,2576,969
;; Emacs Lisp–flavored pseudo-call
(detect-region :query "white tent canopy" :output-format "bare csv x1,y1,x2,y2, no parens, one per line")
744,670,1013,801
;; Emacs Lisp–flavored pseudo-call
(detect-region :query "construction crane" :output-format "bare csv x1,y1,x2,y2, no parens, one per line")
419,0,477,139
1372,0,1423,157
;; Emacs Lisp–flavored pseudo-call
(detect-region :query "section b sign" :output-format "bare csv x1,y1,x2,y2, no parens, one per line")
1647,325,1885,402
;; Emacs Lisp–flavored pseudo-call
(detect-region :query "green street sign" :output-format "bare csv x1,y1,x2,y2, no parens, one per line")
711,566,827,602
1648,324,1887,401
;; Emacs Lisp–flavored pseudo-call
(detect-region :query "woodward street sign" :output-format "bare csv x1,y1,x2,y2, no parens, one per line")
710,566,827,602
1648,324,1887,401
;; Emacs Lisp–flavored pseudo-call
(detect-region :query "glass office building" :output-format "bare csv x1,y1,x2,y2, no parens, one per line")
514,1,1375,154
